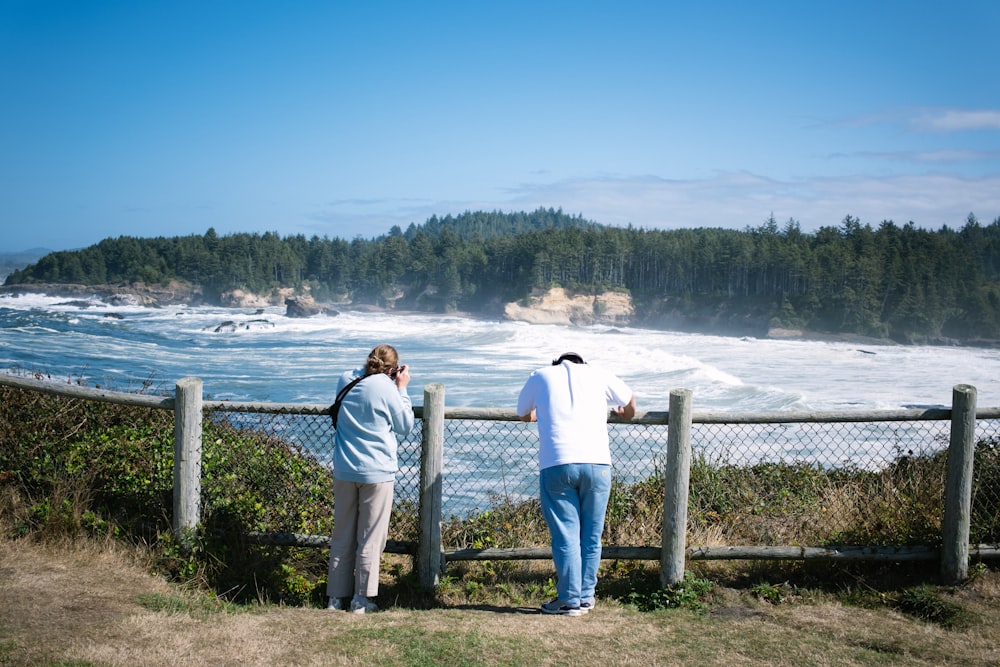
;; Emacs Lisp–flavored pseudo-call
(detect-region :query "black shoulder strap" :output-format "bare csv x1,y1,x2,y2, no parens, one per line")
329,374,366,428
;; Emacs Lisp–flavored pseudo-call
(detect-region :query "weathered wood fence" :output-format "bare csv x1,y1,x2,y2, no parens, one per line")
2,374,998,591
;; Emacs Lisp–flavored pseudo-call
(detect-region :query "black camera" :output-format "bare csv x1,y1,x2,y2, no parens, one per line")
390,366,401,379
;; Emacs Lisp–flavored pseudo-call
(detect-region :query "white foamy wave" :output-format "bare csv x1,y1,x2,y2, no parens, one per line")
2,300,999,410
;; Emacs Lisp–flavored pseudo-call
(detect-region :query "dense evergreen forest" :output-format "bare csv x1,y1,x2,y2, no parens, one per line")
6,207,1000,344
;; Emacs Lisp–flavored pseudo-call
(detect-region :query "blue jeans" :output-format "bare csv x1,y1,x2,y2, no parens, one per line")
539,463,612,606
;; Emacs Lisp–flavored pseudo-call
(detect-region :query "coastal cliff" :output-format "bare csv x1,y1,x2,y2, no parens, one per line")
502,287,634,326
217,287,294,308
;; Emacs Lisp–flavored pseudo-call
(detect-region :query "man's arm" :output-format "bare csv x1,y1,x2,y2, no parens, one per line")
612,394,636,420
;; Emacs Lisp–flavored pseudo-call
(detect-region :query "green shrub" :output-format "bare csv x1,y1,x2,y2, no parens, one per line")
971,437,1000,543
825,452,947,546
687,453,833,544
0,385,175,538
626,571,713,613
896,584,967,628
0,385,338,604
441,496,548,550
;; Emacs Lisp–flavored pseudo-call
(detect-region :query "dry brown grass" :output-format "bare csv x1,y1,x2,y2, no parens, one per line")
2,534,1000,667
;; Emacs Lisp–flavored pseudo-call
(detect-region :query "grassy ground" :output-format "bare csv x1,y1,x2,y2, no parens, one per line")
2,535,999,667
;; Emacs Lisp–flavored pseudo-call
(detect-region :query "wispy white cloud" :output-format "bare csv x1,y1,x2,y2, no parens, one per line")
912,109,1000,133
839,107,1000,133
846,149,1000,163
304,172,1000,239
578,172,999,229
518,172,1000,230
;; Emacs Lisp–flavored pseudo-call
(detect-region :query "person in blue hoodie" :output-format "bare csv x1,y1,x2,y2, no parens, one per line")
326,344,414,614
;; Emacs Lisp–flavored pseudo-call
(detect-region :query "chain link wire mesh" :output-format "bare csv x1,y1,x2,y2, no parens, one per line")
201,404,424,545
203,402,1000,552
688,420,953,548
971,417,1000,545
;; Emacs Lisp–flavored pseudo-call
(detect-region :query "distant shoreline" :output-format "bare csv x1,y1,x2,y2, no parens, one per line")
0,281,204,307
3,281,997,349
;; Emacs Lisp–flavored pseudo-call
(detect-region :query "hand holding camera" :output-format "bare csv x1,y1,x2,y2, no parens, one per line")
391,364,410,389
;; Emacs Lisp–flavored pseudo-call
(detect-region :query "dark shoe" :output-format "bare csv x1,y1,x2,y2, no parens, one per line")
540,599,584,616
350,596,378,614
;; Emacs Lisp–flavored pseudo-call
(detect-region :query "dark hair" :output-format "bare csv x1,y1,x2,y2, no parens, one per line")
552,352,585,365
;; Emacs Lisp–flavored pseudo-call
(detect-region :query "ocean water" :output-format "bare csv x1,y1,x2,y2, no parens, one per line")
1,291,998,413
5,290,1000,517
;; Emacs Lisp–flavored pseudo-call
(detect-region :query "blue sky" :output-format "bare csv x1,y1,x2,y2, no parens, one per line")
2,1,999,253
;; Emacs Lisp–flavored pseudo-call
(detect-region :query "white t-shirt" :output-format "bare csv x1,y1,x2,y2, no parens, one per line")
516,360,633,470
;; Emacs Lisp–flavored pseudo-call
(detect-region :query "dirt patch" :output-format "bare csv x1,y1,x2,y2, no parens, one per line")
0,538,162,634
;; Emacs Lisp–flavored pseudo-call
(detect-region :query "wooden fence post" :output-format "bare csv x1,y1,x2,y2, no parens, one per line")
418,383,445,589
942,383,977,584
661,388,693,587
173,377,203,548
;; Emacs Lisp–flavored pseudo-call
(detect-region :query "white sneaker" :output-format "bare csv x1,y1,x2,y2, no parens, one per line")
580,598,595,613
350,596,378,614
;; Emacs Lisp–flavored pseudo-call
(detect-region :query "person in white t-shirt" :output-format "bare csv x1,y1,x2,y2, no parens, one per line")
517,352,635,616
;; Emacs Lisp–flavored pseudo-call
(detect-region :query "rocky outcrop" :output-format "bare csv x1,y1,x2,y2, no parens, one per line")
219,288,296,309
503,287,634,326
285,295,338,318
208,319,276,333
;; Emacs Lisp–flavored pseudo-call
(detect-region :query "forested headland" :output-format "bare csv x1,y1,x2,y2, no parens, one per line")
5,207,1000,345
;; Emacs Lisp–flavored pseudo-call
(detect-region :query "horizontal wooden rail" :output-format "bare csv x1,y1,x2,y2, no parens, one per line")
244,531,416,555
240,531,1000,562
6,375,999,423
0,373,174,409
201,399,1000,424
